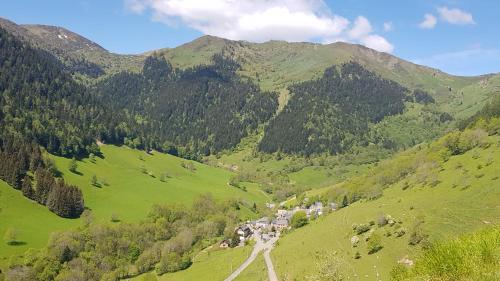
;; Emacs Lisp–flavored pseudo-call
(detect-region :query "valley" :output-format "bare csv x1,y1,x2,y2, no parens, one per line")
0,13,499,281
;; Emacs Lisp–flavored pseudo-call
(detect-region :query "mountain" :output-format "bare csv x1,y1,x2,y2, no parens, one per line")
0,17,143,79
1,17,499,159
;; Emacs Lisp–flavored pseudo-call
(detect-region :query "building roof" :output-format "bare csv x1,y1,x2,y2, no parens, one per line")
256,217,270,223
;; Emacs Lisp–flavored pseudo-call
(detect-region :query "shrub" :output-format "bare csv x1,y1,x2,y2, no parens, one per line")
408,220,428,246
3,228,18,245
377,214,388,227
395,228,406,237
367,233,383,254
68,158,78,173
353,251,361,259
355,224,371,235
291,211,308,228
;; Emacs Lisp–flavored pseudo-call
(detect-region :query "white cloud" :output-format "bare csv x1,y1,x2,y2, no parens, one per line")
360,34,394,53
383,21,393,32
437,6,475,25
419,13,437,29
344,16,393,53
125,0,394,53
348,16,372,39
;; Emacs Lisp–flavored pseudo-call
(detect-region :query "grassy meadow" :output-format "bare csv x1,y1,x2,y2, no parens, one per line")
271,136,500,281
52,145,268,222
0,145,268,270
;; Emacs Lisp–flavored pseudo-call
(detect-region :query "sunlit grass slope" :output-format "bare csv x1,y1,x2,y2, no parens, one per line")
271,136,500,281
0,145,268,269
52,145,268,222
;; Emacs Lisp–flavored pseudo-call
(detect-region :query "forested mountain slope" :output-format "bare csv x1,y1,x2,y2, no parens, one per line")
259,62,413,155
2,18,499,158
93,55,278,157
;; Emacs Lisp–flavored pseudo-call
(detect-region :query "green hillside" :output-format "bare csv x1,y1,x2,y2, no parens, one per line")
271,128,500,280
0,180,80,268
0,145,267,269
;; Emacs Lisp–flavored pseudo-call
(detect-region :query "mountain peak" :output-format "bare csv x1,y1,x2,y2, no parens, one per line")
22,24,107,53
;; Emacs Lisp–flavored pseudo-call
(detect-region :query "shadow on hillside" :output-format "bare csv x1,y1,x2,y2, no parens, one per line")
7,241,26,246
71,170,84,176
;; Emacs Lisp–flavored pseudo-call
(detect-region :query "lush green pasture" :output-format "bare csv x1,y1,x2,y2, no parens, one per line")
0,181,80,268
272,141,500,280
52,145,267,222
0,145,268,270
129,246,252,281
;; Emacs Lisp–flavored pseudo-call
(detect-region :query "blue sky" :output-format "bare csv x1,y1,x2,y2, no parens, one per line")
1,0,499,76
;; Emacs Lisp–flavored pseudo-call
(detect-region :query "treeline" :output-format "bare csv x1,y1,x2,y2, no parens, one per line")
259,62,411,155
5,194,245,281
0,135,84,218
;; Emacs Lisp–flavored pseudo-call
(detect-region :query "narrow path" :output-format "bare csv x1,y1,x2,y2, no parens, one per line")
224,234,279,281
264,247,279,281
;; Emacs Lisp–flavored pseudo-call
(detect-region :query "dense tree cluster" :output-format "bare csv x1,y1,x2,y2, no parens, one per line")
0,27,103,157
5,194,243,281
0,135,84,218
259,62,410,155
64,56,104,78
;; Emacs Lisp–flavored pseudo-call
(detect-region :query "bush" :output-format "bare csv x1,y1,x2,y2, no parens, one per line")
3,228,18,245
367,233,383,254
68,158,78,173
408,220,427,246
395,228,406,237
353,251,361,259
355,224,371,235
377,214,388,227
291,211,308,228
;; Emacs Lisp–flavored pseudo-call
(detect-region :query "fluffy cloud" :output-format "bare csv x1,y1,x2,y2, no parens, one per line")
437,6,475,25
419,7,475,29
419,13,437,29
360,34,394,53
125,0,394,53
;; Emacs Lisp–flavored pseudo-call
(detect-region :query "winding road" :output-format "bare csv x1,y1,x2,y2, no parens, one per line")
224,233,279,281
263,246,279,281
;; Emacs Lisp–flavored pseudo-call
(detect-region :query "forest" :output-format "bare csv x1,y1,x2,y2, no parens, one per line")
259,62,414,155
93,54,278,159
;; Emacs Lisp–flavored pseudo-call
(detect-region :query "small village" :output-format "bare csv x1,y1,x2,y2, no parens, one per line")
220,200,339,248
